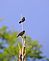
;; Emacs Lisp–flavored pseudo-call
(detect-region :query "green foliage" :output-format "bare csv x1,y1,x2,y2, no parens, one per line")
25,36,43,59
0,26,43,61
46,58,49,61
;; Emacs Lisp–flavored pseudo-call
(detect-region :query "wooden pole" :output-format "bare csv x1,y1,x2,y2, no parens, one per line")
18,39,26,61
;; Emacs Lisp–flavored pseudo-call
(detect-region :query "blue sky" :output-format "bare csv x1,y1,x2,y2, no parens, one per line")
0,0,49,58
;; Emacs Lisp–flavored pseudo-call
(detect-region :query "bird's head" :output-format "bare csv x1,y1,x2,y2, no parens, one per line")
23,30,25,33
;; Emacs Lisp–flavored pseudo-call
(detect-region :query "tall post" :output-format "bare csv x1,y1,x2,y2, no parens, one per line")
18,17,26,61
21,23,23,61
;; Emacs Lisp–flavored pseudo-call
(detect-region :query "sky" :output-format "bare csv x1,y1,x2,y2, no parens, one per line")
0,0,49,59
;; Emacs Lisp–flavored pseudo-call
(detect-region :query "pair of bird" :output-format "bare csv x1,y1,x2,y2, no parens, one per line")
17,17,25,37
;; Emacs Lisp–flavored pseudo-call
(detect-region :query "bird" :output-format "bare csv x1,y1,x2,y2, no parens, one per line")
17,30,25,37
19,17,25,24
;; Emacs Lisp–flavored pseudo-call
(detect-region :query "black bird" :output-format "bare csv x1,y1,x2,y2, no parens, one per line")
17,30,25,37
19,17,25,24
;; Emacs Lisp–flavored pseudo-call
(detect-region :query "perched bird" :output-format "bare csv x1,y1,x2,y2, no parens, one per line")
17,30,25,37
19,17,25,24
